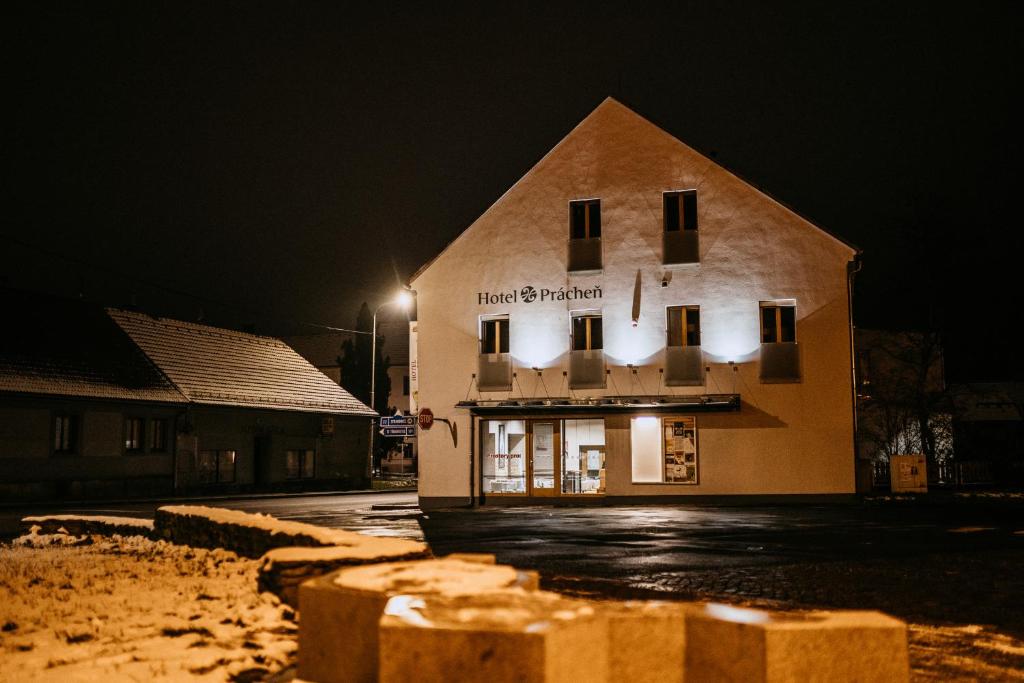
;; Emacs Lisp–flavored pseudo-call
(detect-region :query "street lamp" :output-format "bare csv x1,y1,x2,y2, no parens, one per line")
368,288,414,479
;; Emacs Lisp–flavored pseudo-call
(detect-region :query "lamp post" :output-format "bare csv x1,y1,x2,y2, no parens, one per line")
368,288,414,479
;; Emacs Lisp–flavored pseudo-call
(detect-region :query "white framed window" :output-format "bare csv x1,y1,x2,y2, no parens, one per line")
760,301,796,343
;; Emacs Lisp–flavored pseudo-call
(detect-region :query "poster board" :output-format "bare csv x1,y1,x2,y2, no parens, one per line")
663,417,698,484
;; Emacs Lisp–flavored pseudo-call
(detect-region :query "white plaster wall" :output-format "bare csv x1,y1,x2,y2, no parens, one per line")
386,365,409,414
411,98,857,499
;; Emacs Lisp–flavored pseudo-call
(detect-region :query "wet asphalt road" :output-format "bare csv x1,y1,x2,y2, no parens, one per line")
6,491,1024,632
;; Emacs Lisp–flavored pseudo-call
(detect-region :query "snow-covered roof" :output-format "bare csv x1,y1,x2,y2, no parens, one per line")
0,290,186,404
109,310,376,416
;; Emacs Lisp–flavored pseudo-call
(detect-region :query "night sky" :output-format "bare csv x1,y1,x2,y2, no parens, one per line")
5,3,1022,382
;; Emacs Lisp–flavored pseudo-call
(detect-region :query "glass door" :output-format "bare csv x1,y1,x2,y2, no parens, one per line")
530,421,558,496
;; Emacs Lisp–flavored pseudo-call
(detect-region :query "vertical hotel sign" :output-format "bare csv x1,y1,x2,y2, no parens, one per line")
409,321,419,415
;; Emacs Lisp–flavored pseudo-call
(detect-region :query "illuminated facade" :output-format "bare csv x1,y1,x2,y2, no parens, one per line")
410,98,860,507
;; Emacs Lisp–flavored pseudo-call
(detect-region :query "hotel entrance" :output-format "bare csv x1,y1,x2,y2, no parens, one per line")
480,417,606,498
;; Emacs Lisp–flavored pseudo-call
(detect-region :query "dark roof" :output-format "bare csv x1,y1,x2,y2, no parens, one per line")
0,290,186,404
109,309,375,416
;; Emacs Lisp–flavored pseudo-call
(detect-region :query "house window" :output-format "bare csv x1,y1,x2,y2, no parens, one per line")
402,376,410,396
571,313,603,351
286,449,316,479
667,306,701,347
630,416,698,484
197,449,236,484
149,419,167,452
664,191,697,232
124,417,144,452
569,199,601,239
53,415,78,454
761,303,796,343
480,316,510,354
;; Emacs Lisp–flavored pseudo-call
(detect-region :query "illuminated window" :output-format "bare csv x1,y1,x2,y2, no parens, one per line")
760,303,796,343
667,306,701,347
286,449,315,479
571,313,603,351
664,190,697,232
569,199,601,239
481,419,527,494
124,417,144,452
53,414,78,454
198,449,236,484
480,316,509,354
631,416,698,484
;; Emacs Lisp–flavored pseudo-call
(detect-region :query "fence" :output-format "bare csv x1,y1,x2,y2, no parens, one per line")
871,459,994,489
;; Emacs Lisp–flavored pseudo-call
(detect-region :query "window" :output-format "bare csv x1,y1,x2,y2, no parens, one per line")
286,449,316,479
667,306,701,347
481,420,527,494
149,419,167,452
198,449,236,484
480,316,509,354
630,416,698,484
761,303,796,343
569,199,601,239
124,417,144,452
53,415,78,454
571,313,603,351
664,191,698,232
402,375,410,396
561,419,605,495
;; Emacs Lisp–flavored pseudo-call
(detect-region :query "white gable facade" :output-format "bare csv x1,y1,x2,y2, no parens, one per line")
410,98,859,506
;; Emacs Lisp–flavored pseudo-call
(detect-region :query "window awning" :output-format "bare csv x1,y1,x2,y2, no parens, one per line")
455,394,740,415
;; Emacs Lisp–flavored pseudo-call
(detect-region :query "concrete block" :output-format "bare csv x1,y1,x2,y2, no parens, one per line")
602,600,687,683
258,541,431,607
298,558,539,683
21,514,154,538
685,603,909,683
379,589,608,683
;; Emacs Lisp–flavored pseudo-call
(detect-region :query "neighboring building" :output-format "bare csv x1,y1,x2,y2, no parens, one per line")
950,383,1024,485
0,291,375,501
409,98,861,508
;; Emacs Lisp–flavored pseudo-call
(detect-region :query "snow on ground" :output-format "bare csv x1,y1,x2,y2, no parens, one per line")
0,529,296,682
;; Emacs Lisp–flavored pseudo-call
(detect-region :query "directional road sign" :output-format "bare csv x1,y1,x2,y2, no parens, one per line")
379,426,416,437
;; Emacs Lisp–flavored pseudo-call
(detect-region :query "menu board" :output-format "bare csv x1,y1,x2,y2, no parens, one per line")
663,418,697,483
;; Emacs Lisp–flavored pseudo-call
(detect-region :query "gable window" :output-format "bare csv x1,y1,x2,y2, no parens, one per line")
480,316,510,354
125,417,144,452
149,419,167,452
54,415,78,454
568,199,602,271
667,306,700,347
663,190,700,265
761,303,796,343
198,449,236,484
286,449,316,479
664,191,698,232
570,199,601,239
571,313,603,351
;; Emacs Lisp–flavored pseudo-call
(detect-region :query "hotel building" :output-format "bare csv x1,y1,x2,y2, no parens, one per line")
409,98,860,507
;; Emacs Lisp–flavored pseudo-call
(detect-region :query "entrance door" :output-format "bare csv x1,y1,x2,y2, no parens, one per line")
530,421,559,496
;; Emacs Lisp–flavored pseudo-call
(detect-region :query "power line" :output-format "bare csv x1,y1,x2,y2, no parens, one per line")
0,232,373,335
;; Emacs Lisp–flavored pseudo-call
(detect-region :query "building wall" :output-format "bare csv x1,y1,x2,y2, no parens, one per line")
387,365,410,414
0,397,370,501
411,99,857,504
0,397,180,501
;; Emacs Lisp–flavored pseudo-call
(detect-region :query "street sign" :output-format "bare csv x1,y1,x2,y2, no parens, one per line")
380,415,416,428
379,426,416,437
418,408,434,430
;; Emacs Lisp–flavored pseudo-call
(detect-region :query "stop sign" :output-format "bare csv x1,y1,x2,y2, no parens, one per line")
418,408,434,430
